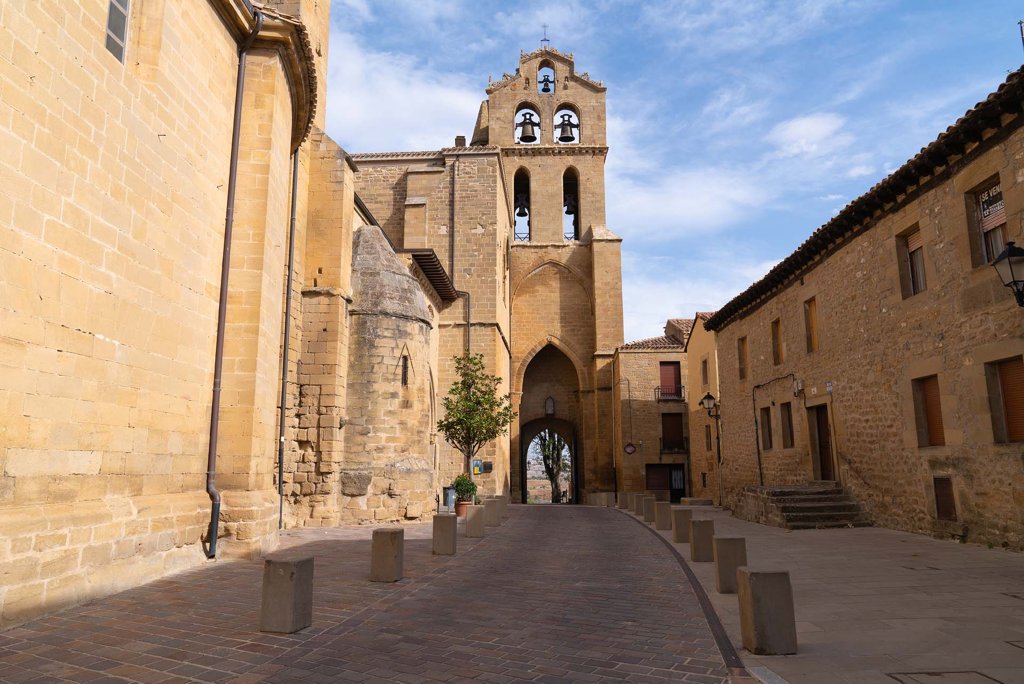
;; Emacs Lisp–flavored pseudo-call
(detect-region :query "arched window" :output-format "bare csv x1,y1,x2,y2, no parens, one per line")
553,105,580,144
538,62,556,94
514,169,531,241
563,168,579,241
514,103,541,144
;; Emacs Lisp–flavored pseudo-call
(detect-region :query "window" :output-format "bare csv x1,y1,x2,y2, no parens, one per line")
975,179,1007,264
661,413,686,452
737,336,748,380
759,407,773,450
700,358,709,386
897,226,927,298
105,0,131,63
912,375,944,447
401,356,409,386
658,362,681,400
562,168,580,240
704,424,712,451
803,297,818,353
771,318,784,365
933,476,957,521
986,356,1024,443
779,402,794,448
513,168,531,241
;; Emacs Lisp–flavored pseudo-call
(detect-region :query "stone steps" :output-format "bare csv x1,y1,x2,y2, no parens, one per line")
739,481,871,530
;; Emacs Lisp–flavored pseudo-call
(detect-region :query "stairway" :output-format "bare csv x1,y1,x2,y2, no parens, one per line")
740,481,871,530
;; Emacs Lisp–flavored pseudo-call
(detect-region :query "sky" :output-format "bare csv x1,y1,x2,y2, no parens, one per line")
323,0,1024,342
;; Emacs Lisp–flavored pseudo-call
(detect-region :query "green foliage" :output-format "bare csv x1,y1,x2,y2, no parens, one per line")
437,354,517,470
452,473,477,502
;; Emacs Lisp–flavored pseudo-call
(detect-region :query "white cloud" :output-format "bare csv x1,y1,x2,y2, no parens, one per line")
765,113,851,158
324,31,482,152
333,0,371,23
845,164,874,178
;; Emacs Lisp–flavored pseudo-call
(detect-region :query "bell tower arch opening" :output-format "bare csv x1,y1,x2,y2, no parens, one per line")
562,167,580,241
537,60,556,94
554,104,580,144
514,167,531,242
514,103,541,144
517,344,582,503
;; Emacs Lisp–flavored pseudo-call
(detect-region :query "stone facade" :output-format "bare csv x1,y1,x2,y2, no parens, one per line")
705,69,1024,549
612,322,691,499
685,313,720,503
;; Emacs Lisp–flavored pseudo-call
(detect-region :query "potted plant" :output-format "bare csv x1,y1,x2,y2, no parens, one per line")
452,473,477,517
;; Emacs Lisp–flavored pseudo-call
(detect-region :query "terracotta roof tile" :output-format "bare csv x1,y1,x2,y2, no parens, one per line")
619,335,686,351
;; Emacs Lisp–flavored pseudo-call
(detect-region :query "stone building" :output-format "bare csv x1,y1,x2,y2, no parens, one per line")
612,319,691,501
685,312,720,503
353,47,625,505
704,68,1024,549
0,3,626,628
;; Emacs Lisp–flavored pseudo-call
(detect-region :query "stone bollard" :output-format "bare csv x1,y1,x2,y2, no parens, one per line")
713,537,747,593
617,493,630,510
631,493,643,515
498,495,509,519
369,528,404,582
737,568,797,655
671,507,692,543
689,519,714,562
654,501,672,530
465,505,485,538
643,496,657,523
259,555,313,633
432,513,457,556
484,498,501,527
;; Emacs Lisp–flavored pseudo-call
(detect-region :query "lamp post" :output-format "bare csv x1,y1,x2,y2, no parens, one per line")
700,392,724,507
992,241,1024,306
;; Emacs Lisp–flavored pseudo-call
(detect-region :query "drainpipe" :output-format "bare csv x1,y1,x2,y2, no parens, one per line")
205,10,264,559
277,150,300,530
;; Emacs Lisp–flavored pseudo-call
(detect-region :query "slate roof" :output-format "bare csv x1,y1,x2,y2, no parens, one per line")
705,66,1024,332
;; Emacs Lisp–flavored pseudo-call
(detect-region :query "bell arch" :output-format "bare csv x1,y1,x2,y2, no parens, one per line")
562,166,580,240
513,167,531,241
514,102,541,144
515,344,583,503
537,60,556,94
553,103,580,144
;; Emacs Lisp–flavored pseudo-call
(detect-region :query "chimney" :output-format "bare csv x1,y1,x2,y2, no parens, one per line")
454,135,466,148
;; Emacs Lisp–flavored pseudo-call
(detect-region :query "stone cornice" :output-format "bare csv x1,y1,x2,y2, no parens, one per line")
501,145,608,158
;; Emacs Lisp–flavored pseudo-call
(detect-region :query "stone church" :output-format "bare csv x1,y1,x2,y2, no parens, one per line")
0,0,623,628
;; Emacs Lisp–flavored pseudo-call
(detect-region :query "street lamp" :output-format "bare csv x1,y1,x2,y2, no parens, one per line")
992,241,1024,307
700,392,724,507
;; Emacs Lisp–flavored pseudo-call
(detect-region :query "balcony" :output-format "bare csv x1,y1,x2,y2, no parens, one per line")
655,384,685,402
660,437,689,454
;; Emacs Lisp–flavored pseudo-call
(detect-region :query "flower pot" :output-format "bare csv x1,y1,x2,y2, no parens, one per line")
455,501,472,518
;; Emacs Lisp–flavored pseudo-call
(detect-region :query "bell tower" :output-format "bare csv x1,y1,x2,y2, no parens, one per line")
473,47,624,503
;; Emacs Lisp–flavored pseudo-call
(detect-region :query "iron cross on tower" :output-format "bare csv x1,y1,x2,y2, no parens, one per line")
541,25,550,49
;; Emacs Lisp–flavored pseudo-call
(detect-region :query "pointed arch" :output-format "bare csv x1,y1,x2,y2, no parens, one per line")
553,103,581,144
562,166,580,240
513,336,589,394
514,102,541,144
511,259,592,306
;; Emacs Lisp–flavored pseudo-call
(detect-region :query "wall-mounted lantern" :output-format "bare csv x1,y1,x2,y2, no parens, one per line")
992,241,1024,306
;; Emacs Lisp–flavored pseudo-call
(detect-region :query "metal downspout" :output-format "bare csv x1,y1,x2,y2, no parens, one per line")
205,10,264,559
277,150,300,530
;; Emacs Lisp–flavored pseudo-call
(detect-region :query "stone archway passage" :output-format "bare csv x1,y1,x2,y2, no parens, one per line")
521,416,576,504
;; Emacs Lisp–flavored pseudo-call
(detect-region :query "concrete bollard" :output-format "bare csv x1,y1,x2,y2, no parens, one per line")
671,507,692,543
617,493,630,509
689,519,714,562
483,498,501,527
654,501,672,530
259,555,313,633
713,537,747,593
737,568,797,655
643,496,657,523
465,505,485,538
369,528,404,582
498,495,509,519
432,513,457,556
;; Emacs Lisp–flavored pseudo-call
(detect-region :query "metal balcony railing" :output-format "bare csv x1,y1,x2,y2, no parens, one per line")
660,437,689,454
655,384,685,402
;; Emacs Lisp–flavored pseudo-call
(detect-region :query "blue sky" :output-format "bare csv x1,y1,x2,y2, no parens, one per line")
324,1,1024,341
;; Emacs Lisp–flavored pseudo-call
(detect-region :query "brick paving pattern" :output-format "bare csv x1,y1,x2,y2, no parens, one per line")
0,506,732,683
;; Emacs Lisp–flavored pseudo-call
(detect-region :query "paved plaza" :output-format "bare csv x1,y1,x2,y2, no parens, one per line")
2,503,1023,683
0,506,740,683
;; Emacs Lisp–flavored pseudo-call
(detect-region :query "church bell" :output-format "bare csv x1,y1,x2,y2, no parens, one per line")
515,193,529,217
539,74,554,93
556,113,578,143
517,112,538,143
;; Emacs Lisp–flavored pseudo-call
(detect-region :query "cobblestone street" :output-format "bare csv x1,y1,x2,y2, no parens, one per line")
0,506,738,683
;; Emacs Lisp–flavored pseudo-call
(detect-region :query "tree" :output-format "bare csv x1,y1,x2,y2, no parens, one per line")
437,354,517,474
534,429,571,503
